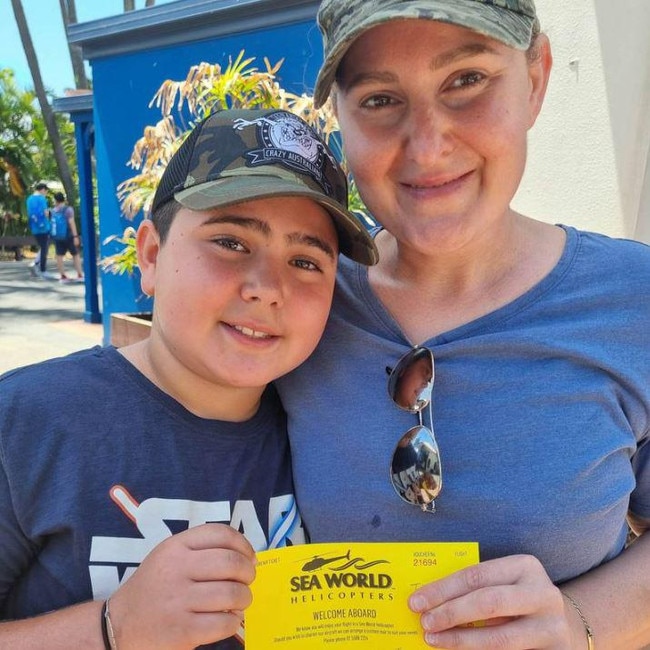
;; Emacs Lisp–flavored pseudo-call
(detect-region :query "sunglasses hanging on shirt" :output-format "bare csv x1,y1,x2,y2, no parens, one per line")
387,346,441,513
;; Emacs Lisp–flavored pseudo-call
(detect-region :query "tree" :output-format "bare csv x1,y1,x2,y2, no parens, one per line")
0,69,37,218
10,0,77,206
58,0,90,90
0,68,76,220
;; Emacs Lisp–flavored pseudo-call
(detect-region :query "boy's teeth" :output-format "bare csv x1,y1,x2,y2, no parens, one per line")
234,325,270,339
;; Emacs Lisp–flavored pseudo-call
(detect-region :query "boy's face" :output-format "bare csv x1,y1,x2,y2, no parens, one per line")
137,196,338,396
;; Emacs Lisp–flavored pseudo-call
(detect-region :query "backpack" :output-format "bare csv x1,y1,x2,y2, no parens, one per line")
50,206,71,241
29,212,50,235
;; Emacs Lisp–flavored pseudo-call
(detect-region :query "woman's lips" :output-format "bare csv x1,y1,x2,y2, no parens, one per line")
402,170,474,196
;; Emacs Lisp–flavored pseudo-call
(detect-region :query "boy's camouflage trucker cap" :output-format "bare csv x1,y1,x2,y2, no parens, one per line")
151,108,378,265
314,0,539,107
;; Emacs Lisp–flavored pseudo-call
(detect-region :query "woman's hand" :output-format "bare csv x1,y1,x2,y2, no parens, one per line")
409,554,574,649
107,523,257,650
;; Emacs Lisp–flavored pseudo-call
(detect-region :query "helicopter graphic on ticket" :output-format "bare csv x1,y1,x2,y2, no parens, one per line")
246,541,479,648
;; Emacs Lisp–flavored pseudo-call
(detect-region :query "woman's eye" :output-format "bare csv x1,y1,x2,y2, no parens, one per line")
449,71,486,90
360,94,396,109
214,237,247,252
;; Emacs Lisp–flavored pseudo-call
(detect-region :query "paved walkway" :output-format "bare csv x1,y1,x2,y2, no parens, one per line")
0,259,104,375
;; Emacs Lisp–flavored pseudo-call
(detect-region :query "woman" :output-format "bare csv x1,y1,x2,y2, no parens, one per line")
278,0,650,647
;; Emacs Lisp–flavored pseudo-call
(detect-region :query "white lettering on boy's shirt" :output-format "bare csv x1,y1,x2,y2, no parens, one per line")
88,485,305,599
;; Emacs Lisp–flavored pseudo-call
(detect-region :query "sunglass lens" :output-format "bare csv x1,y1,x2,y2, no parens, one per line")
390,425,441,512
387,347,434,412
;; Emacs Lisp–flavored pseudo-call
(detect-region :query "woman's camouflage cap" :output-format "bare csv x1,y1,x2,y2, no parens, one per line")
314,0,539,108
152,108,378,265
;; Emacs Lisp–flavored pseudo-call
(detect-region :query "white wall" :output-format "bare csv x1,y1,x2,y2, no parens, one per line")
513,0,650,243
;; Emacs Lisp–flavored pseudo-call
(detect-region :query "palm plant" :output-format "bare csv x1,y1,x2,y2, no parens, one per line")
0,69,43,218
102,52,370,275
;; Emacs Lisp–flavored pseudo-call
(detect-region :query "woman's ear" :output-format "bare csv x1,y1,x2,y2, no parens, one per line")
136,219,160,298
527,33,553,128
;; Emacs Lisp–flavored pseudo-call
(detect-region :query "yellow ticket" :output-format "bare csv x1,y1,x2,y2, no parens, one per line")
246,541,479,649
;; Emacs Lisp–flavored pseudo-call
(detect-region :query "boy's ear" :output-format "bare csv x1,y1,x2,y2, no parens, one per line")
136,219,161,297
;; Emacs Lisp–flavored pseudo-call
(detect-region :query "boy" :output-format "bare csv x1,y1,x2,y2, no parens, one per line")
0,108,377,649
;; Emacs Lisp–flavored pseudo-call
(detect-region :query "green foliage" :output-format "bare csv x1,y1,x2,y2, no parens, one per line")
0,68,77,219
348,178,377,230
0,69,36,216
101,227,138,276
185,51,284,113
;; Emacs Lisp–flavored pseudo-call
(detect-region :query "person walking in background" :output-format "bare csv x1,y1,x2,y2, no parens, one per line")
278,0,650,648
50,191,84,282
25,182,51,276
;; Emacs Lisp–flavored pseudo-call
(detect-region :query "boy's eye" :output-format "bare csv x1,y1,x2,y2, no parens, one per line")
214,237,247,252
292,258,322,272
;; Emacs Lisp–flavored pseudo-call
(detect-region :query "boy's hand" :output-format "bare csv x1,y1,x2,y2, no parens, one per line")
108,523,257,650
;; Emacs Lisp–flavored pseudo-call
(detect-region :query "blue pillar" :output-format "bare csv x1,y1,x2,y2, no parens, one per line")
52,95,102,325
72,113,102,324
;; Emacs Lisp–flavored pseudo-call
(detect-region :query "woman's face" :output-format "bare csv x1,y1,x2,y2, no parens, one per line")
333,19,551,253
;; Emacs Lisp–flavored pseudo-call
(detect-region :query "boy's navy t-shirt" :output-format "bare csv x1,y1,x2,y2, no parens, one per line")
0,346,306,648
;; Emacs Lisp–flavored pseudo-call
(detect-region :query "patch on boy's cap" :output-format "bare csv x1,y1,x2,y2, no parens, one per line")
233,111,337,199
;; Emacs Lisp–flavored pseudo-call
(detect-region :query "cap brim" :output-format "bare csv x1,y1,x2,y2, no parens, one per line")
314,0,535,107
175,176,378,266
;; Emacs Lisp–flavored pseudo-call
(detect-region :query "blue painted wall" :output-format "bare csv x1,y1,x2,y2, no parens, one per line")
91,19,324,342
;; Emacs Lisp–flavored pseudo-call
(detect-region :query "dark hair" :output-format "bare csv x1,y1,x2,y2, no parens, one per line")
54,192,66,203
151,199,182,243
35,182,48,191
526,29,542,63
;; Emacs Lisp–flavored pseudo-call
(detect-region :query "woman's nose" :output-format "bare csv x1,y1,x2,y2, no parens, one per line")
403,106,454,164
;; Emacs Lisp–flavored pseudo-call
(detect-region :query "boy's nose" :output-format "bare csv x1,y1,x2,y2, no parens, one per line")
240,258,285,306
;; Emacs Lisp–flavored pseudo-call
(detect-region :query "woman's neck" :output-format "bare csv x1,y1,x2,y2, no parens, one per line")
368,216,565,344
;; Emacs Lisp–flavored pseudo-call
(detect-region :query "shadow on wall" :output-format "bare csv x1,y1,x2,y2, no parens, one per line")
637,163,650,245
594,0,650,243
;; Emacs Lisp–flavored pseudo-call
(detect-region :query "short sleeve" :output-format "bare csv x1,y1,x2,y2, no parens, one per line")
630,433,650,521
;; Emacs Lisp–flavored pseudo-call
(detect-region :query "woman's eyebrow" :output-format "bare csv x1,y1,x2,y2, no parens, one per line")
431,42,500,70
343,70,398,91
341,42,500,91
